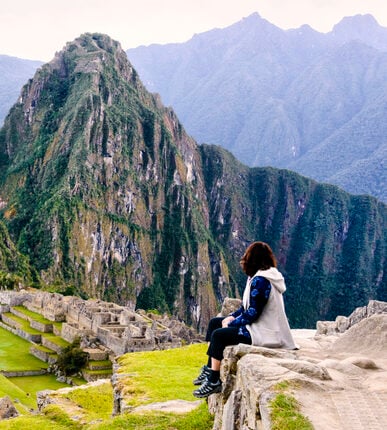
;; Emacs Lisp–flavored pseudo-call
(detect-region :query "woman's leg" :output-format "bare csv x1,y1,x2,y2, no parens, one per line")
194,328,251,397
207,327,251,363
193,317,225,385
205,317,225,341
205,317,224,367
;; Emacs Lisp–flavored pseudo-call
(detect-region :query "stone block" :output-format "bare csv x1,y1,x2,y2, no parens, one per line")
0,396,19,419
30,320,53,333
84,348,108,361
42,337,63,354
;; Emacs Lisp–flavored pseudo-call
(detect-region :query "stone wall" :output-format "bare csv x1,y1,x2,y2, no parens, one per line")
0,290,32,306
316,300,387,335
0,290,200,357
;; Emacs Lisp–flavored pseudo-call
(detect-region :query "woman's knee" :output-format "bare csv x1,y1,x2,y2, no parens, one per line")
206,318,224,341
208,317,224,331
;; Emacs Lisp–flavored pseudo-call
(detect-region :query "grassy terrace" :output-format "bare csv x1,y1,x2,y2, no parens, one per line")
41,332,70,348
0,326,48,371
116,343,208,406
9,375,69,401
0,374,36,411
2,312,42,334
83,369,113,376
12,306,54,325
33,344,57,354
0,343,213,430
88,360,112,369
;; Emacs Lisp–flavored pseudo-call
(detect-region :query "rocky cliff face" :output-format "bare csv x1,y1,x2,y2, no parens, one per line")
0,34,386,329
200,145,387,326
0,220,33,287
0,34,227,329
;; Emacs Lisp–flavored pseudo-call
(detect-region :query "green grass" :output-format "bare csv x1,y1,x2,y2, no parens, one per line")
2,312,42,334
87,360,112,369
0,343,213,430
83,369,112,376
9,374,69,397
41,333,70,348
12,306,53,324
71,376,87,386
88,401,213,430
0,374,36,411
59,381,113,420
0,405,82,430
32,344,57,354
53,321,63,330
0,402,213,430
269,381,314,430
116,343,208,407
0,326,48,371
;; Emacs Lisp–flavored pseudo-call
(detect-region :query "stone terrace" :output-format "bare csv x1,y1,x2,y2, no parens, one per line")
0,290,184,357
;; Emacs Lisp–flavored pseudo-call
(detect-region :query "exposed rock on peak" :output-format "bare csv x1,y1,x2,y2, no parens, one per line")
332,14,387,51
0,34,386,331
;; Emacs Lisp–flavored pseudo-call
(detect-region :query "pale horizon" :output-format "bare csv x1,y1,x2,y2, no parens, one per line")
1,0,387,62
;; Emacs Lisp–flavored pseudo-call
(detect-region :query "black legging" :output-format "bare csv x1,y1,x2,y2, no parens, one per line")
206,317,251,362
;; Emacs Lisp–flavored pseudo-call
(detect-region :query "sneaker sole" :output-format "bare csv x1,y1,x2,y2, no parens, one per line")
193,386,222,398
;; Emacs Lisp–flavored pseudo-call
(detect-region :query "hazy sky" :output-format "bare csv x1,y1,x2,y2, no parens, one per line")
1,0,387,61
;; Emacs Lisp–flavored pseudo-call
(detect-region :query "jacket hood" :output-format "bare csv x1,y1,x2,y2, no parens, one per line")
255,267,286,293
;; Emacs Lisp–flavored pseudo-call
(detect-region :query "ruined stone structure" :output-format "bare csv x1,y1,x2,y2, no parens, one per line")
0,289,197,358
110,300,387,429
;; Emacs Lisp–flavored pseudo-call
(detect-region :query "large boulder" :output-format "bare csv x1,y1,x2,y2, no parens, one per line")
331,314,387,357
316,300,387,336
0,396,18,420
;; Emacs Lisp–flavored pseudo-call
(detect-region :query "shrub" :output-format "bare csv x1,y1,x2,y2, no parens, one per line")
55,338,88,376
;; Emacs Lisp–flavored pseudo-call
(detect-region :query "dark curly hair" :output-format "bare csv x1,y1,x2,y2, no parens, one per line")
240,241,277,277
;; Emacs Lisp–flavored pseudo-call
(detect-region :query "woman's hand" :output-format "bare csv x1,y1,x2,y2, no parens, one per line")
222,316,235,327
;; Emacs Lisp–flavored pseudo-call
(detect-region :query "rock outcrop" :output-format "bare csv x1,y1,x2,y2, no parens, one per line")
204,301,387,429
316,300,387,335
0,396,19,420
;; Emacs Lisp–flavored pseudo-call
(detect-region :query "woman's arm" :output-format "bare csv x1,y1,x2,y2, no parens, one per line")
227,276,271,327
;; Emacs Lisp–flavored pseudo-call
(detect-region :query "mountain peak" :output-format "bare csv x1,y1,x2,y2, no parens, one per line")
63,33,122,53
333,13,380,30
51,33,127,74
331,14,387,51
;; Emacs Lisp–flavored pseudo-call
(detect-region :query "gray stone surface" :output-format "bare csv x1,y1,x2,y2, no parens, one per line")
0,396,19,420
133,399,201,414
331,391,387,430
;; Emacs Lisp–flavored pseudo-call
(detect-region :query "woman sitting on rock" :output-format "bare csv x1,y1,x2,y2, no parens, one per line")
193,241,297,398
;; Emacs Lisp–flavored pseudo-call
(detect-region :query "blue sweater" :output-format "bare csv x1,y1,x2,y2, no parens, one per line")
228,276,271,338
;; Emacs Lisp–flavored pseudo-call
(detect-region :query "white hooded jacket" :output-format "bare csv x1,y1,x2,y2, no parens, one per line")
243,267,297,349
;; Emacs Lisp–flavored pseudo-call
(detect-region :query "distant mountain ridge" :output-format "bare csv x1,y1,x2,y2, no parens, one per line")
0,55,42,125
126,13,387,202
0,34,386,330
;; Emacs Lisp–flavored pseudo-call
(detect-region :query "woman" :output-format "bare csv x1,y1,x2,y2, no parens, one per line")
193,241,296,398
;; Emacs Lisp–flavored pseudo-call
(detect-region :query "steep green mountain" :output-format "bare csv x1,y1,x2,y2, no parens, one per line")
126,13,387,202
200,145,386,326
0,55,42,126
0,220,34,288
0,33,227,329
0,34,386,329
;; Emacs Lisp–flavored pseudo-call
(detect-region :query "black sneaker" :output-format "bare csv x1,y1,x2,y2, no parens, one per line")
193,365,211,385
193,379,222,398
